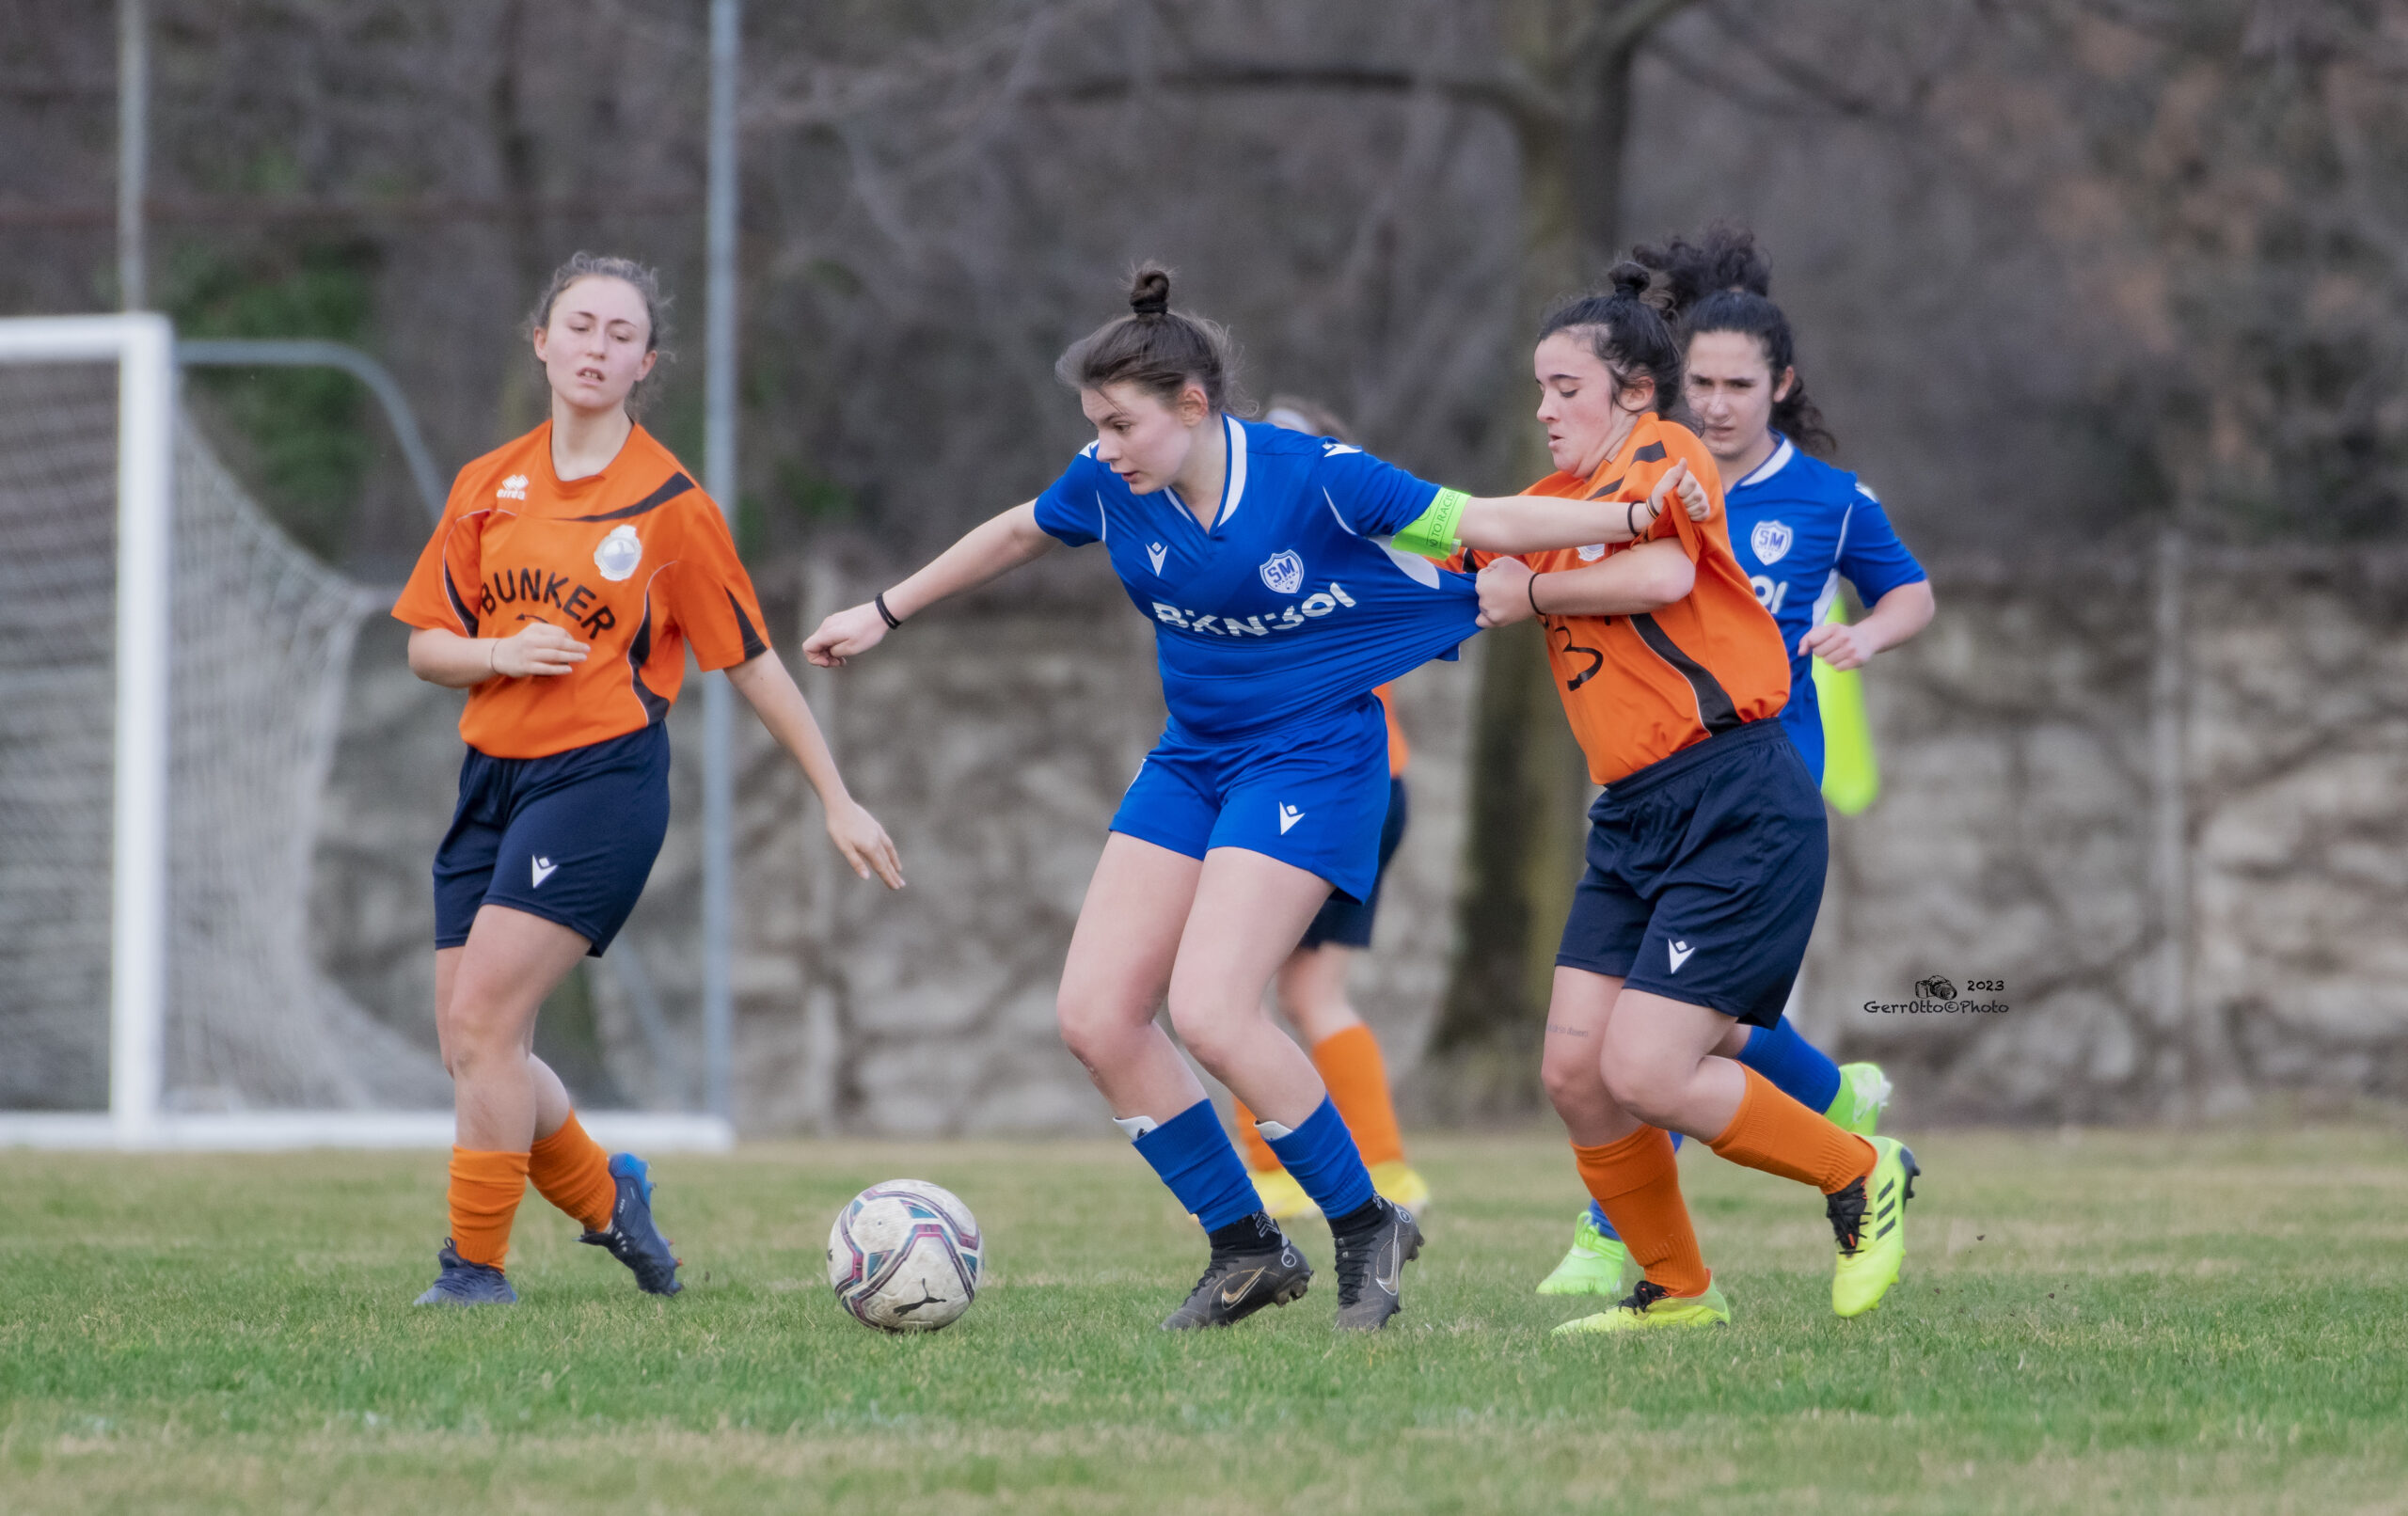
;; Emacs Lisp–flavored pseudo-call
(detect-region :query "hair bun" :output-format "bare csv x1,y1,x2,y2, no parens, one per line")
1608,261,1652,300
1129,265,1172,317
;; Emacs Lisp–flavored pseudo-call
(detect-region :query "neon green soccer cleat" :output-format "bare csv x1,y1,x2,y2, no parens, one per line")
1829,1135,1919,1318
1536,1209,1636,1297
1825,1062,1894,1136
1248,1166,1321,1222
1551,1278,1731,1335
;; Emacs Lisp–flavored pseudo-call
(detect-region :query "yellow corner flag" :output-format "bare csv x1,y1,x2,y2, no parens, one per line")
1812,600,1880,815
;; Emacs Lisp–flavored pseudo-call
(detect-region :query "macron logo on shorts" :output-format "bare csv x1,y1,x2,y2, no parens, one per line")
531,856,559,889
1667,940,1695,973
1278,803,1305,834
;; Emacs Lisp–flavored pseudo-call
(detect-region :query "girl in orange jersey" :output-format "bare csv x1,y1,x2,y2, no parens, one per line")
1470,264,1919,1332
392,253,902,1306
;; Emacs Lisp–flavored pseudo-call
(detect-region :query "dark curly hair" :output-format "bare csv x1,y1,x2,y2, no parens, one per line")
1635,223,1836,455
1536,261,1686,420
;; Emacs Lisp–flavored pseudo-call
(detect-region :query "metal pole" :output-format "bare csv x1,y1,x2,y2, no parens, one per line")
118,0,147,309
699,0,741,1125
112,313,175,1145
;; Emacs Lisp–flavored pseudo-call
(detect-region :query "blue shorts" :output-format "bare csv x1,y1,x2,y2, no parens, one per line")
1111,699,1392,901
1298,776,1409,950
434,724,671,956
1555,719,1827,1027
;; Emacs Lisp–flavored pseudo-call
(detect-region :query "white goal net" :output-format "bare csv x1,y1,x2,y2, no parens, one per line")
0,317,452,1133
0,315,730,1151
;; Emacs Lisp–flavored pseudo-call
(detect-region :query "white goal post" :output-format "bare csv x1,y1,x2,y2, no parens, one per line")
0,313,729,1152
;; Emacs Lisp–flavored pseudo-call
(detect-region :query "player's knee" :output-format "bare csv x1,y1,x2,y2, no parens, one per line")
1600,1057,1680,1129
1164,996,1250,1074
1054,986,1133,1076
1540,1041,1606,1116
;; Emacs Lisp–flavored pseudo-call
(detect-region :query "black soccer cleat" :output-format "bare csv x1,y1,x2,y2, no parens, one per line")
1161,1232,1313,1330
578,1152,683,1296
413,1240,518,1306
1332,1195,1423,1331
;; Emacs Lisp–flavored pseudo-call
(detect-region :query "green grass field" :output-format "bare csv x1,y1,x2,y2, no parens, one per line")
4,1126,2404,1514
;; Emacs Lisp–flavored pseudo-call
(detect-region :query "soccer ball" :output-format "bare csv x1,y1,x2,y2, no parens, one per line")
826,1179,982,1332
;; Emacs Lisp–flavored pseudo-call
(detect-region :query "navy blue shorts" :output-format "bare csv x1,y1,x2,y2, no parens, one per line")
1555,719,1827,1027
1298,776,1410,950
433,724,671,957
1111,699,1392,901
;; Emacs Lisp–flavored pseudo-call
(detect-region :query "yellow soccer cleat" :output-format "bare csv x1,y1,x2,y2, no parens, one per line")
1830,1135,1919,1318
1249,1166,1321,1222
1552,1278,1731,1335
1369,1160,1431,1214
1536,1209,1636,1297
1825,1062,1893,1136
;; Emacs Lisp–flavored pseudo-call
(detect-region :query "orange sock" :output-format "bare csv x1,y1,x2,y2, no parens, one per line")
447,1147,531,1271
528,1112,618,1234
1311,1024,1405,1169
1230,1098,1279,1173
1572,1126,1711,1298
1707,1066,1878,1194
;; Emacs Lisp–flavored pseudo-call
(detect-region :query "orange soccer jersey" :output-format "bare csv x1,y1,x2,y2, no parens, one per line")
392,422,771,760
1505,413,1791,785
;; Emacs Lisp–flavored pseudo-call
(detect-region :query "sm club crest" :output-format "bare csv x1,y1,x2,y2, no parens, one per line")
1750,519,1795,565
1259,549,1305,595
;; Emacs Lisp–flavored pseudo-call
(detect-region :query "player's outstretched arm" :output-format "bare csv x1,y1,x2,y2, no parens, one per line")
405,624,589,688
802,501,1058,668
1799,580,1936,671
1473,541,1697,629
1447,461,1714,556
725,650,905,889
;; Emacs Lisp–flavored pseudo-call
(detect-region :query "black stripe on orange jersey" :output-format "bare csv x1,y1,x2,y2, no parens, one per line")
1628,612,1742,734
726,589,768,661
625,598,671,725
1631,441,1668,463
444,565,480,636
571,472,694,523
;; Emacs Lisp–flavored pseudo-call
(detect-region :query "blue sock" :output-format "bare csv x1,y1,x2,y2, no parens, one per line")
1737,1016,1843,1114
1587,1133,1681,1240
1129,1099,1260,1233
1261,1097,1376,1222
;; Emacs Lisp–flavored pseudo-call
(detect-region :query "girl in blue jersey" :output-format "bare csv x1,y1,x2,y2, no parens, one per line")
1537,226,1940,1298
805,265,1711,1332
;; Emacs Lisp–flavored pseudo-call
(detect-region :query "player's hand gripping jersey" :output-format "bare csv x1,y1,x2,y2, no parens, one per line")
393,422,773,759
1491,414,1791,785
1033,416,1479,741
1722,434,1927,779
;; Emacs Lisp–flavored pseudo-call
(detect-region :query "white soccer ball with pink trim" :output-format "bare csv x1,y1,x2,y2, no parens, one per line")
826,1179,983,1332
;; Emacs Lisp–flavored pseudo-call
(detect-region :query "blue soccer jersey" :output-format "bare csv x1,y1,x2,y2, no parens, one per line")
1032,415,1480,741
1724,434,1927,781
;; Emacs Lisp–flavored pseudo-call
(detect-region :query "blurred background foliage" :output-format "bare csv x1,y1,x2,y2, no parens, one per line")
5,0,2406,1080
7,0,2404,572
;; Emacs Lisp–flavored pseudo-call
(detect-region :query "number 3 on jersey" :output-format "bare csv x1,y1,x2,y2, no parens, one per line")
1550,624,1604,692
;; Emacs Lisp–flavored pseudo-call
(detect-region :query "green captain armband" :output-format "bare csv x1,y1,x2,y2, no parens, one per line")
1393,487,1470,559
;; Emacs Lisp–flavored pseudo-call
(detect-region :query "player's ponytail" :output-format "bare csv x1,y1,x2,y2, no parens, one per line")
1538,261,1686,420
1055,262,1249,416
1636,224,1836,456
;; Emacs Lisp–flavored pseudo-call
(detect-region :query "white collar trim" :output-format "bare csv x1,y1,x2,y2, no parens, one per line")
1736,434,1796,490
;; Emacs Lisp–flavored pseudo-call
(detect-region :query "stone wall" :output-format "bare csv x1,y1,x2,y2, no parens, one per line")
315,549,2408,1131
314,563,1478,1135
